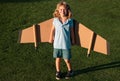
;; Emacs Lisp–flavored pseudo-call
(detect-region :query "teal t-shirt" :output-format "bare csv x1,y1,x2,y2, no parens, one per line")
53,18,73,49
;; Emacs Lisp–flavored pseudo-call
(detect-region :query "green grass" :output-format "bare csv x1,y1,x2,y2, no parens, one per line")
0,0,120,81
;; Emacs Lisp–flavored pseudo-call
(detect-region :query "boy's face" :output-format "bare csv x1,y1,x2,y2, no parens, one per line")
58,5,67,17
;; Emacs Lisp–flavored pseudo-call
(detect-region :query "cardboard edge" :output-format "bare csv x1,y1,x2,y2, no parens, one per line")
33,24,38,48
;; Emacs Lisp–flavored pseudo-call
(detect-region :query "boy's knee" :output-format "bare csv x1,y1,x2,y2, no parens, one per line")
64,59,70,64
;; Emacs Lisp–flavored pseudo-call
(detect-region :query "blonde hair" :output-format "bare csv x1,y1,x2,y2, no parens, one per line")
53,1,72,18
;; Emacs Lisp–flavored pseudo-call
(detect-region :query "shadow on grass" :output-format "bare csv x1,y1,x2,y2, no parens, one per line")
73,61,120,76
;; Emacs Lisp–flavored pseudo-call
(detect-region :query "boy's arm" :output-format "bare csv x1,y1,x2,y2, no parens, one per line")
71,27,75,45
49,25,55,43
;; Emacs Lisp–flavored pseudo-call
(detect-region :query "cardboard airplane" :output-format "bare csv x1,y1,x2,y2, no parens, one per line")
18,18,110,56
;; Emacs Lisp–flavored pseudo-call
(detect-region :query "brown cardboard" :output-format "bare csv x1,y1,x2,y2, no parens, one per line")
73,21,110,55
18,18,110,55
33,25,37,48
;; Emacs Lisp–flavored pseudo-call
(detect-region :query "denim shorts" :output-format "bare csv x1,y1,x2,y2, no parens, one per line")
53,48,71,60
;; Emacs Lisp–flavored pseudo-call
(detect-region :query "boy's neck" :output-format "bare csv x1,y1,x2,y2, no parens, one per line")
61,16,67,20
60,16,68,23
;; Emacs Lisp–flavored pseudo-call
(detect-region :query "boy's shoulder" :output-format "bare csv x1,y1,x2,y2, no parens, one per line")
53,17,58,20
53,17,59,25
53,17,59,23
53,17,74,23
68,18,74,23
68,18,73,21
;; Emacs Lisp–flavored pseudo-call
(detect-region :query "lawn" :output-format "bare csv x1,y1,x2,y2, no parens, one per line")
0,0,120,81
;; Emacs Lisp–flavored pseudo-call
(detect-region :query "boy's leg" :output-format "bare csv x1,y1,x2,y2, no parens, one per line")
62,49,72,71
56,58,61,72
53,49,63,80
64,59,72,71
55,58,62,80
64,59,74,79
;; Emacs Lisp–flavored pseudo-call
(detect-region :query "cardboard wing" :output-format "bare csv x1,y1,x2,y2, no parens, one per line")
18,18,110,55
18,18,53,47
73,20,110,56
